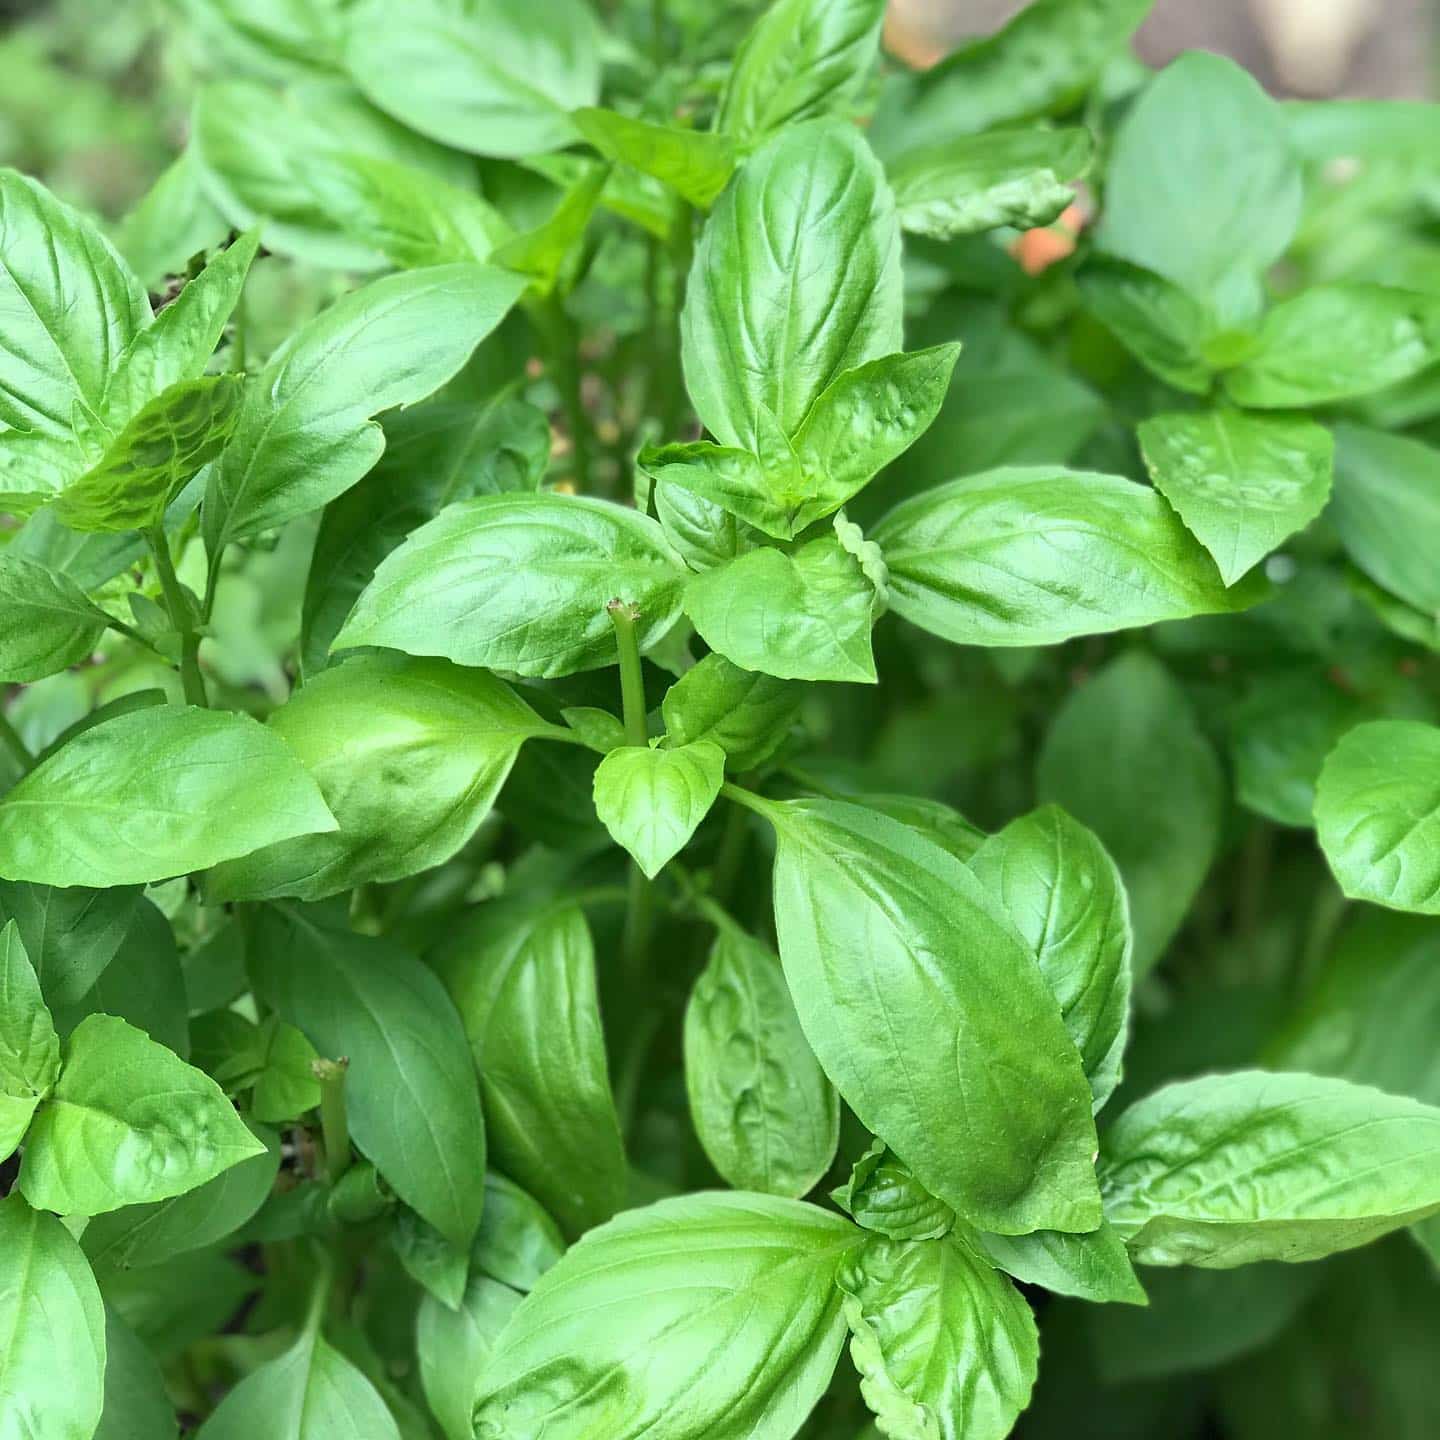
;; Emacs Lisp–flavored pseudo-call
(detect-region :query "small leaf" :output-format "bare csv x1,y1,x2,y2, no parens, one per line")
832,1140,955,1241
0,922,60,1160
0,554,111,684
573,108,736,209
660,654,801,772
474,1170,566,1292
975,1221,1147,1306
593,740,725,879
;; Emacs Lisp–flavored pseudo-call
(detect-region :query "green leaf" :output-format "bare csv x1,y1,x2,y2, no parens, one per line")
474,1170,566,1292
717,0,884,145
831,1140,955,1241
57,375,246,534
684,925,838,1198
195,1328,400,1440
974,1221,1147,1306
1225,285,1440,409
0,922,59,1160
250,1021,322,1124
345,0,599,158
838,1233,1038,1440
0,554,111,684
593,740,725,879
95,1306,178,1440
80,1123,280,1269
857,794,986,864
1076,257,1218,394
889,127,1091,239
637,440,799,541
1037,653,1223,976
0,706,337,888
472,1193,860,1440
760,795,1102,1234
970,804,1132,1113
681,119,901,449
573,109,736,210
1137,409,1333,587
390,1207,468,1309
1331,424,1440,617
432,896,626,1238
0,1194,106,1440
206,655,550,901
492,163,608,297
874,467,1256,648
0,168,149,440
204,263,525,553
252,905,487,1249
660,654,802,771
18,1014,264,1216
1100,1070,1440,1266
685,536,879,684
0,882,142,1009
114,151,230,291
418,1275,522,1440
1097,51,1301,321
336,493,688,679
1315,720,1440,915
653,477,764,573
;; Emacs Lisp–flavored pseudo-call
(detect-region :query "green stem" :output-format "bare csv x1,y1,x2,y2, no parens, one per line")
712,798,750,909
535,294,590,491
312,1057,351,1185
147,528,208,707
0,710,33,773
302,1247,336,1340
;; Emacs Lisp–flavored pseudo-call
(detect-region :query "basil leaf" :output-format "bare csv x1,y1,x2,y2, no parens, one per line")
207,655,550,901
0,882,142,1009
838,1233,1038,1440
474,1170,566,1292
874,467,1256,648
0,1194,106,1440
638,441,800,541
654,478,763,573
685,925,838,1198
661,654,802,772
204,263,524,552
974,1221,1147,1306
0,707,337,888
832,1139,955,1241
0,921,59,1159
472,1193,860,1440
1102,1070,1440,1266
18,1014,264,1215
345,0,599,158
573,108,736,209
432,896,626,1237
0,168,149,440
491,163,608,298
1225,285,1440,409
252,904,487,1249
1076,257,1218,394
1138,409,1333,586
336,493,687,678
718,0,884,146
889,127,1091,240
58,375,246,535
970,804,1132,1113
0,554,111,683
194,1328,399,1440
681,119,901,449
1097,51,1301,321
96,1306,178,1440
1037,653,1223,976
251,1021,321,1123
685,536,879,684
761,796,1102,1233
857,793,986,864
1315,720,1440,915
390,1207,468,1308
1331,423,1440,616
418,1275,521,1440
593,740,725,879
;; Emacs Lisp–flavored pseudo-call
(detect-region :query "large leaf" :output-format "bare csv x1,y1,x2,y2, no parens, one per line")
206,655,553,901
0,706,336,888
1137,409,1333,586
684,924,838,1198
18,1014,264,1216
0,922,59,1160
593,740,725,879
969,805,1131,1112
873,467,1255,648
660,654,802,772
0,882,141,1009
472,1193,860,1440
345,0,599,158
1315,720,1440,915
431,896,626,1238
204,263,525,554
335,493,688,678
0,554,111,684
0,1194,106,1440
838,1234,1038,1440
681,119,901,449
1101,1070,1440,1266
252,905,487,1249
759,795,1102,1234
1037,653,1223,975
717,0,884,146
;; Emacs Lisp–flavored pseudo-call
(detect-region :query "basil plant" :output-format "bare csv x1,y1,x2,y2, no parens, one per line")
2,0,1440,1435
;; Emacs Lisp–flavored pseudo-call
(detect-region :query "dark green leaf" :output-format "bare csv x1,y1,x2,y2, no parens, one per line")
0,882,142,1009
95,1305,179,1440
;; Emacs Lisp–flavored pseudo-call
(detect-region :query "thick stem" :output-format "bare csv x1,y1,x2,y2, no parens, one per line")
312,1057,351,1185
0,710,33,774
712,798,750,909
147,528,208,707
